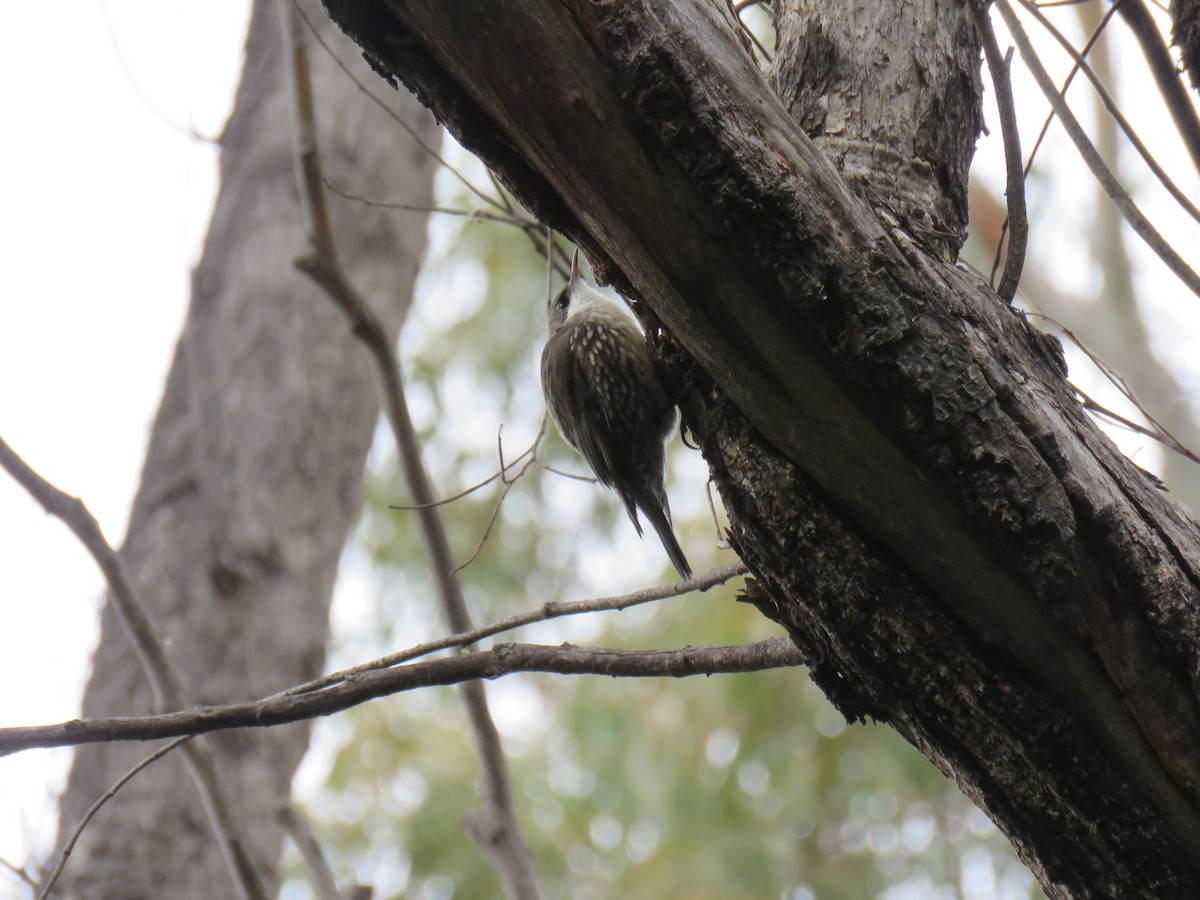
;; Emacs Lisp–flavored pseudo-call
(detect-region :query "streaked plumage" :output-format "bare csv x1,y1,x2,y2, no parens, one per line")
540,251,691,579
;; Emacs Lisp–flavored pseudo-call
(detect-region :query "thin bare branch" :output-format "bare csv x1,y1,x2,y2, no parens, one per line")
731,0,772,63
279,7,538,896
278,805,350,900
1018,0,1200,227
706,479,734,550
1022,1,1120,179
449,418,550,573
275,561,747,701
0,638,805,756
0,436,268,900
39,737,192,900
387,466,508,511
993,0,1200,299
322,178,537,227
0,856,38,890
97,0,216,142
1026,312,1200,464
451,461,533,575
535,460,597,482
388,419,547,513
388,450,533,511
288,0,503,213
975,4,1027,302
1113,0,1200,173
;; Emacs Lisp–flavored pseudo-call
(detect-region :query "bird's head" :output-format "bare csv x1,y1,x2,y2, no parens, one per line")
547,248,627,334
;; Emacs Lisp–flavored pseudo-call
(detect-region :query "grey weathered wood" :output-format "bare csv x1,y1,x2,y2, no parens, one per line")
49,1,438,895
323,0,1200,895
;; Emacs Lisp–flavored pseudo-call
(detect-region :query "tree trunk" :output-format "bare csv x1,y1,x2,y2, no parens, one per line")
1175,0,1200,88
50,1,438,896
322,0,1200,895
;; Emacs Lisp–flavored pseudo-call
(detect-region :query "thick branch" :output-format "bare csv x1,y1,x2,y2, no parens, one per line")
274,561,746,698
0,639,804,754
320,0,1200,893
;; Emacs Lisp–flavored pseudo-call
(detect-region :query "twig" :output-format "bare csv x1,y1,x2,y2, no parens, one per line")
388,445,535,511
0,638,805,755
1018,0,1200,227
1021,2,1120,180
0,438,183,710
389,418,549,513
322,176,559,241
993,0,1200,299
273,561,747,700
0,436,268,900
288,0,502,213
451,459,534,575
448,418,550,573
1024,313,1200,464
974,4,1027,303
387,464,513,511
278,805,348,900
1113,0,1200,173
535,459,596,482
278,6,539,897
0,855,38,890
38,737,192,899
731,0,773,63
324,175,572,279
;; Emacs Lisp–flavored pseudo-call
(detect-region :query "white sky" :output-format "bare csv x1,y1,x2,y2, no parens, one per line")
0,0,253,881
2,0,1200,895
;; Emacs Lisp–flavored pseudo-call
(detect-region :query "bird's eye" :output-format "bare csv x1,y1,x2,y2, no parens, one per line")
554,291,570,310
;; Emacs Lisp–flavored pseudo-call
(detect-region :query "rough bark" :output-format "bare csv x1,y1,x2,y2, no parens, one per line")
1175,0,1200,88
768,0,980,261
50,1,438,896
322,0,1200,896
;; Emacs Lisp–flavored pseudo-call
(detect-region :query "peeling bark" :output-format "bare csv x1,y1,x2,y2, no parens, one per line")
321,0,1200,895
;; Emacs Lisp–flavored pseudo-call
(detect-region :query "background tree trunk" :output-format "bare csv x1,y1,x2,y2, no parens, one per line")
49,1,438,895
323,0,1200,895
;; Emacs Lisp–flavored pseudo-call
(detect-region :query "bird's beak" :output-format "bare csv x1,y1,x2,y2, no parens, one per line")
570,248,581,285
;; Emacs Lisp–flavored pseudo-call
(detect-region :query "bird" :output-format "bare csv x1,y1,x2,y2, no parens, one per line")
540,250,692,580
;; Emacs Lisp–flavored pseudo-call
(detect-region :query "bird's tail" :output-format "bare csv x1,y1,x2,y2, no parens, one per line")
639,498,692,581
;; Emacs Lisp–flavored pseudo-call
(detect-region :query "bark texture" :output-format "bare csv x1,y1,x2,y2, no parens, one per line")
769,0,980,260
50,1,438,896
1175,0,1200,88
322,0,1200,896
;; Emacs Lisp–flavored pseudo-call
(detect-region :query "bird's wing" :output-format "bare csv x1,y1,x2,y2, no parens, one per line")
541,321,643,532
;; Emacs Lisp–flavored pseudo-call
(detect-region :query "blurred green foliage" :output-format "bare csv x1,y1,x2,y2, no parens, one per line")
281,148,1045,900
